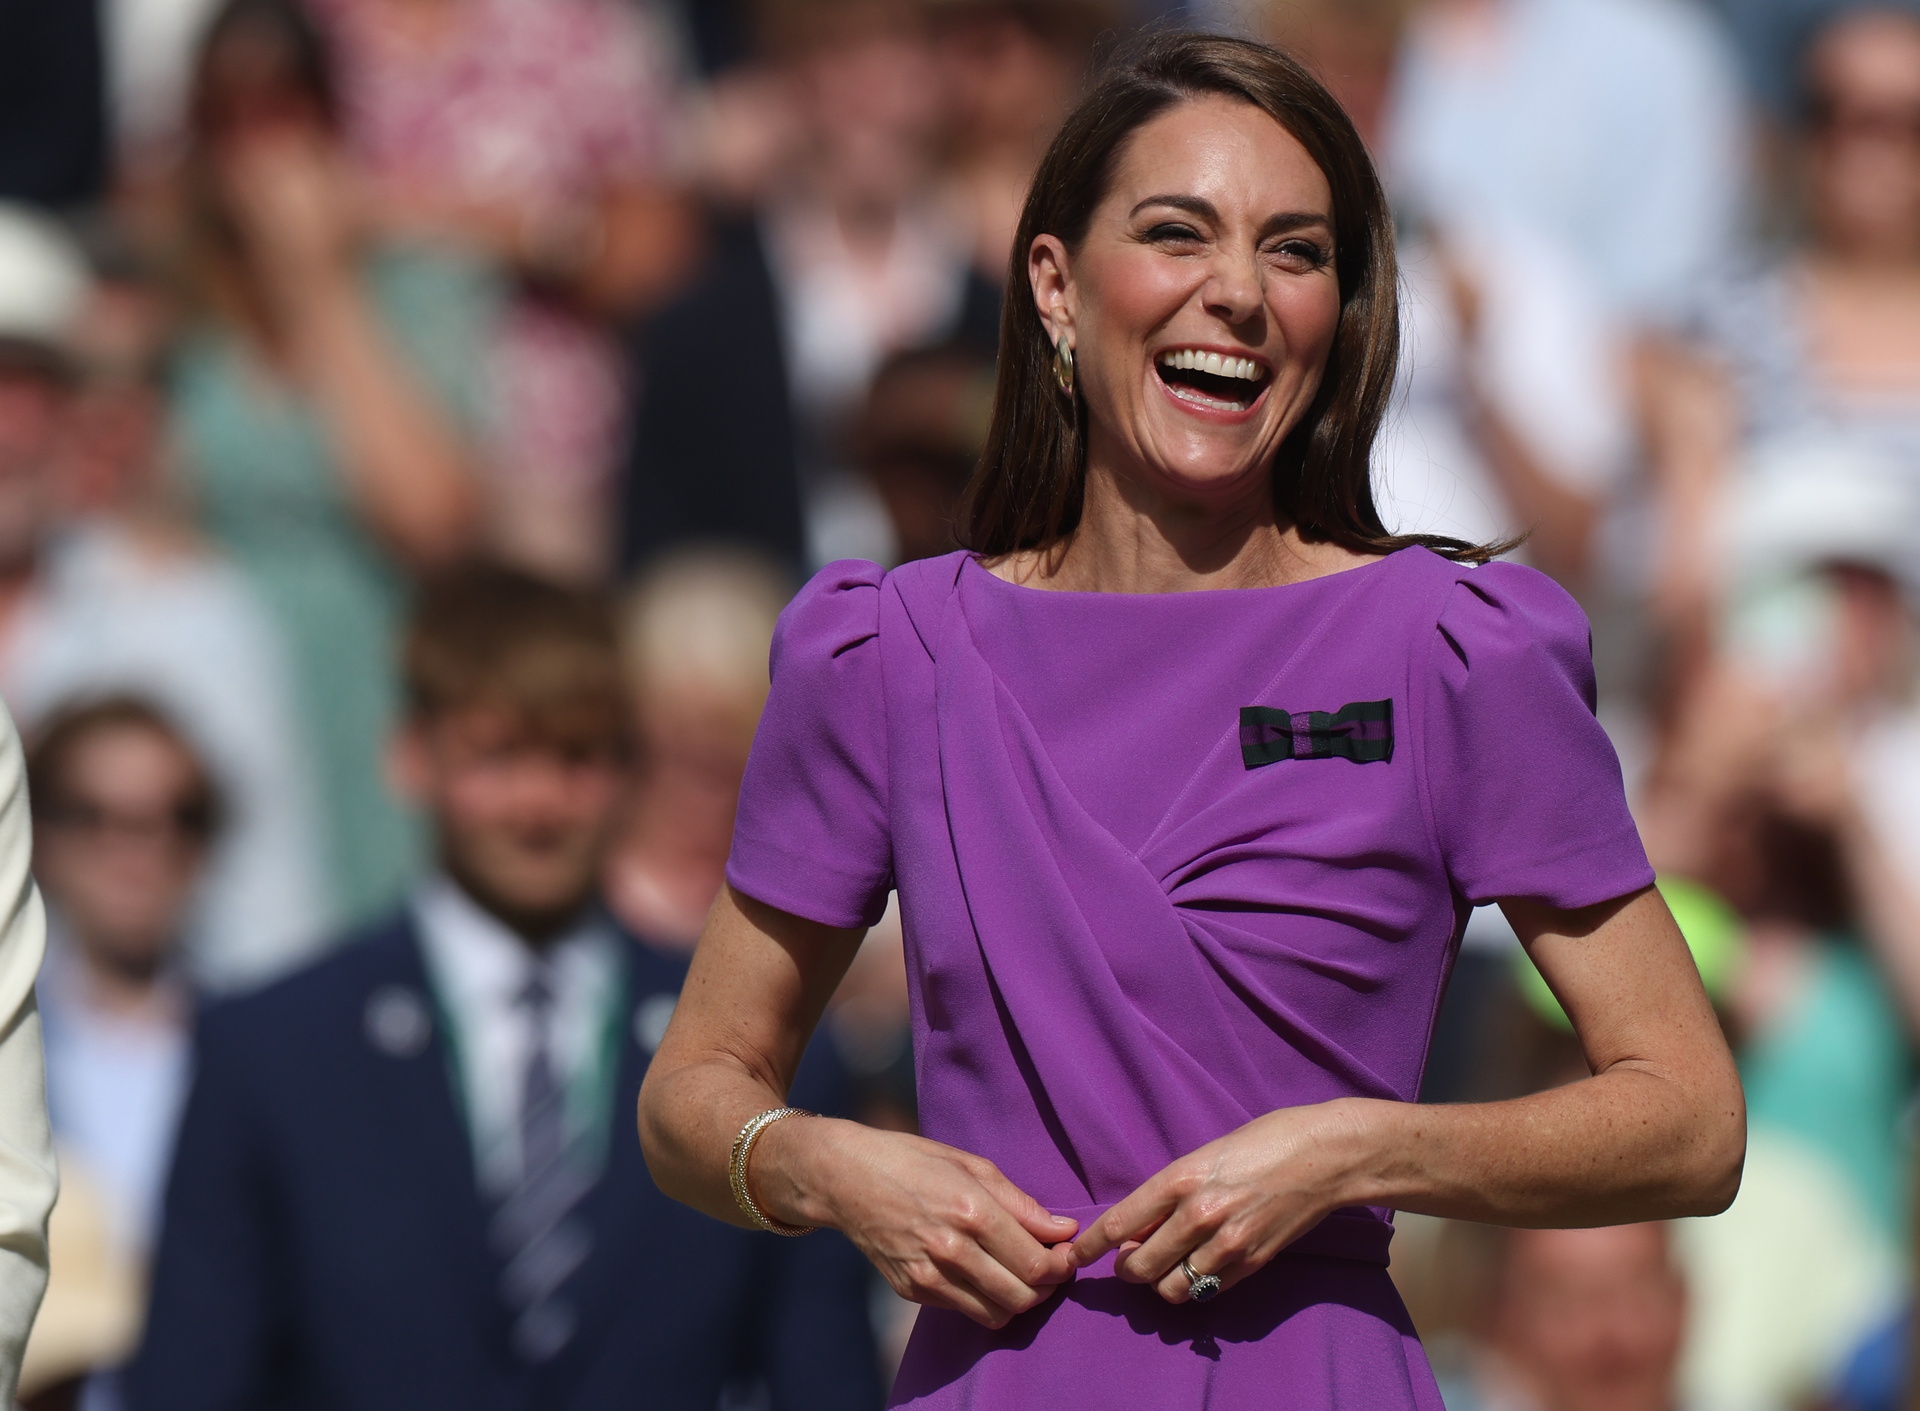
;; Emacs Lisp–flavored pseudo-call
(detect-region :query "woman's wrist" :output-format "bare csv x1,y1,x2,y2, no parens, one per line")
1308,1096,1420,1211
740,1111,854,1232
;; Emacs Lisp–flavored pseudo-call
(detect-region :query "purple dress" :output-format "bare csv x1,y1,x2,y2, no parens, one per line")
728,547,1653,1410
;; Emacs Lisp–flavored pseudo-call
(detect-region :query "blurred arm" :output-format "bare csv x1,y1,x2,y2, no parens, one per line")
279,257,484,568
1634,335,1740,652
231,137,485,569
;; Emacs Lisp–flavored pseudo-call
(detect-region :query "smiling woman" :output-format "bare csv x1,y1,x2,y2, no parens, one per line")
638,31,1744,1411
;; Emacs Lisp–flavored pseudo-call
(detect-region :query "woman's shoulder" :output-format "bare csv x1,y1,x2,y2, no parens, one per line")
1415,554,1599,706
783,553,971,636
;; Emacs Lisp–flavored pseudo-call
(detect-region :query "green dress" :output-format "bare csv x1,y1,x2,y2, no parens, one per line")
1740,939,1912,1241
172,246,499,927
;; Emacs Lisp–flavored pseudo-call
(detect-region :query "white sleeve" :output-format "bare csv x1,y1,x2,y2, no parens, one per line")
1468,221,1633,498
0,700,56,1404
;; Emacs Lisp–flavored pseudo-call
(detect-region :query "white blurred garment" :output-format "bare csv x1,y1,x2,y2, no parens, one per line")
412,877,622,1194
101,0,225,156
0,698,59,1406
1674,1127,1901,1411
2,523,330,991
1386,0,1747,325
1374,227,1631,547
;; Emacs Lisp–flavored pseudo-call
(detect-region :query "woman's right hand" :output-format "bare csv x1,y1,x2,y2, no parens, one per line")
762,1117,1078,1329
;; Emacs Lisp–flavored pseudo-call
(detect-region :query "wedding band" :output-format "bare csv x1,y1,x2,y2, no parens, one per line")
1181,1257,1223,1303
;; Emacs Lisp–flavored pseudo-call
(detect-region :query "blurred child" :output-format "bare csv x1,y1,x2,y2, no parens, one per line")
129,561,879,1411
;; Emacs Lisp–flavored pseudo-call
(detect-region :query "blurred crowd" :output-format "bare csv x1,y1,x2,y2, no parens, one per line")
0,0,1918,1406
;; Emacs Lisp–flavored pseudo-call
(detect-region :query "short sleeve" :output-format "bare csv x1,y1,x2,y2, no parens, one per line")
1422,563,1653,909
727,561,893,930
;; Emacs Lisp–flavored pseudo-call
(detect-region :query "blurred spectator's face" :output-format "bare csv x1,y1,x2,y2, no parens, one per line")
797,21,943,207
35,724,210,975
398,708,625,935
0,365,67,572
58,282,170,515
1827,562,1910,703
936,14,1079,151
196,33,329,157
1806,11,1920,258
1051,96,1340,508
634,683,760,843
1494,1225,1686,1411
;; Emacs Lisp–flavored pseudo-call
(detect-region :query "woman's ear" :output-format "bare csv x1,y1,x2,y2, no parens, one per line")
1028,234,1076,348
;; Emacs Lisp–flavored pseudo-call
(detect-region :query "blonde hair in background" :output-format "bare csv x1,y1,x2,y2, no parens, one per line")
620,546,793,729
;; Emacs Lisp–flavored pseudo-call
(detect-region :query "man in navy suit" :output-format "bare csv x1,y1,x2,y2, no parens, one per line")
126,563,882,1411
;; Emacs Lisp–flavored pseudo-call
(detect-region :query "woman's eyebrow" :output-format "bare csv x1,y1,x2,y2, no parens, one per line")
1260,211,1333,237
1130,194,1218,221
1129,195,1332,235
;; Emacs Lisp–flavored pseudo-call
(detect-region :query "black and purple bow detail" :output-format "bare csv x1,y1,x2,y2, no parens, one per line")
1239,700,1394,769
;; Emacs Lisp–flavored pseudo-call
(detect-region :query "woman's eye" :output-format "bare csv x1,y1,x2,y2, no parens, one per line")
1270,239,1331,268
1145,223,1203,244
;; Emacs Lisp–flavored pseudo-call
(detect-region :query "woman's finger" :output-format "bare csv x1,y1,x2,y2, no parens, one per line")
932,1228,1062,1326
895,1261,1019,1329
1148,1225,1270,1305
1068,1175,1180,1268
965,1191,1079,1292
962,1156,1080,1248
1112,1196,1214,1286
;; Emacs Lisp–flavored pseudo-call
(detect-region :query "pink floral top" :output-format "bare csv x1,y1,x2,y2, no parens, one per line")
310,0,678,547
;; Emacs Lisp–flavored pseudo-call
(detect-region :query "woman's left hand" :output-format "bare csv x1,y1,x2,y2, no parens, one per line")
1067,1099,1371,1304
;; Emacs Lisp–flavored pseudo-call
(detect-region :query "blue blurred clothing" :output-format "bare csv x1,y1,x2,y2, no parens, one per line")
37,940,191,1259
1834,1306,1906,1411
125,907,883,1411
1386,0,1748,324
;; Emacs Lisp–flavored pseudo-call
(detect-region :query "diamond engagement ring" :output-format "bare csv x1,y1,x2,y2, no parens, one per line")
1181,1257,1223,1303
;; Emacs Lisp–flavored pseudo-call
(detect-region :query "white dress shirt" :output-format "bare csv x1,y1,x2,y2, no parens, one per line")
411,878,623,1196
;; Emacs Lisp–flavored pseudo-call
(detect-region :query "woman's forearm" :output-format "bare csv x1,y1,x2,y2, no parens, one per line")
638,1048,814,1228
638,886,868,1229
281,264,483,567
1330,1060,1744,1227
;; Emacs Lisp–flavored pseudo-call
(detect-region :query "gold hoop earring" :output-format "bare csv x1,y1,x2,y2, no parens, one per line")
1053,333,1075,396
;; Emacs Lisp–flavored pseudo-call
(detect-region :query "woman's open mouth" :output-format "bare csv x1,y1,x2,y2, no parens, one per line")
1155,348,1270,413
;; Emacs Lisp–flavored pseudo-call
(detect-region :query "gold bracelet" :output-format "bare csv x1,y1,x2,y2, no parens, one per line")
728,1107,817,1236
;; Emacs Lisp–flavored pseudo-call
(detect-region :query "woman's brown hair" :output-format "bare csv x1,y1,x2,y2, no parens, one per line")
960,30,1500,563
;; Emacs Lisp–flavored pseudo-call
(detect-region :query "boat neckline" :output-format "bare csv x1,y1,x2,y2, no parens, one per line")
961,544,1410,601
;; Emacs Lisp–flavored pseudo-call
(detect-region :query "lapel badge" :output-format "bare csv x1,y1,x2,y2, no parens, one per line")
632,992,677,1053
364,985,432,1059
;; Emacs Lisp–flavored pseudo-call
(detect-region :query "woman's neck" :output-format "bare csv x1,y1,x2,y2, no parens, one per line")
993,461,1378,594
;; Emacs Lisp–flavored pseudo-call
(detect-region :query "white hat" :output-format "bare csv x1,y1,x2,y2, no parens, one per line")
0,204,90,355
1726,430,1920,590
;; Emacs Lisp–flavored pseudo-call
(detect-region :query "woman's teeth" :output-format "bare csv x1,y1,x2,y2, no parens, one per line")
1154,348,1268,410
1157,349,1264,381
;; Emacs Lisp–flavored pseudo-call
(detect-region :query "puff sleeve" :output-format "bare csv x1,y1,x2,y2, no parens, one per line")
726,561,894,930
1422,563,1654,909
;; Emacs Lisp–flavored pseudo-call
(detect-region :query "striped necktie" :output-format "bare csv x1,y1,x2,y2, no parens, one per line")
491,973,597,1363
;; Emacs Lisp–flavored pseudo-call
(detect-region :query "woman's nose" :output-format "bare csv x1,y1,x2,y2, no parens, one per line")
1201,253,1265,325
